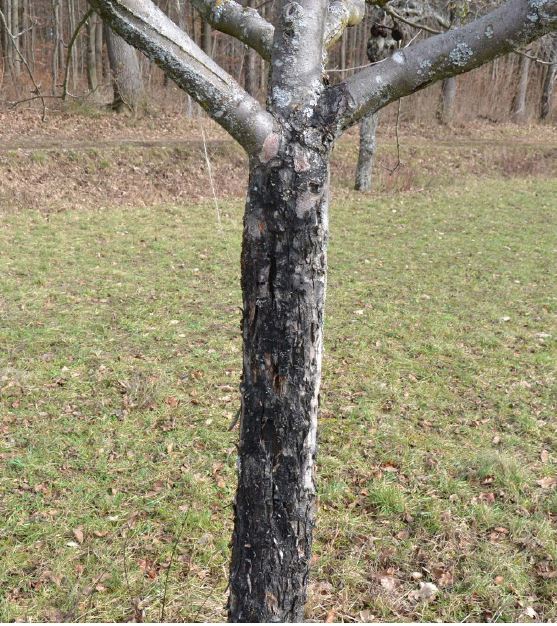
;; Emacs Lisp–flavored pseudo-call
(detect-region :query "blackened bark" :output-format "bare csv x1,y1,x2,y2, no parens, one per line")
229,129,330,622
355,111,379,192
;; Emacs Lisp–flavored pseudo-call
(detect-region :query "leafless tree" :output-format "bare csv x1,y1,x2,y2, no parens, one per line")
81,0,556,621
104,21,144,111
541,31,557,117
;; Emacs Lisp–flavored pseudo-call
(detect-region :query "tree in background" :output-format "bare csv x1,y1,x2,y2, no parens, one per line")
104,23,144,112
355,8,401,192
541,31,557,117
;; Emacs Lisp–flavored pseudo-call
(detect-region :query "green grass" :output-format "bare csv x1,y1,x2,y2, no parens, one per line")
1,176,556,622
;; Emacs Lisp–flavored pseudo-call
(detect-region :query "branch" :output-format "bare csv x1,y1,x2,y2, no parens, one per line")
63,8,94,100
193,0,367,60
325,0,366,48
332,0,557,129
383,5,444,35
190,0,273,59
87,0,274,153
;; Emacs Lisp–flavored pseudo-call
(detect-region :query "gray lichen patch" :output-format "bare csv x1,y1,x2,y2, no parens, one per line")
417,59,432,77
449,42,474,67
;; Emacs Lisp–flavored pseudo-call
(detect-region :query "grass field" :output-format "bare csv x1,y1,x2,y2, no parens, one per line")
1,172,556,622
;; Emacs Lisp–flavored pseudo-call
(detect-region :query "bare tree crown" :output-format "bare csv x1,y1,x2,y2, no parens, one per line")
88,0,556,152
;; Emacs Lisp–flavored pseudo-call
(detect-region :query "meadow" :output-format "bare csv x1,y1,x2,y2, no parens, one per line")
1,115,556,622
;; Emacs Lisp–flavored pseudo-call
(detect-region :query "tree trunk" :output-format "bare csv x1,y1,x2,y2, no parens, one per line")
355,111,380,192
541,34,557,119
104,23,144,113
202,19,211,56
95,11,103,83
243,0,258,97
86,12,98,92
11,0,19,77
511,51,531,122
229,133,329,622
437,76,457,124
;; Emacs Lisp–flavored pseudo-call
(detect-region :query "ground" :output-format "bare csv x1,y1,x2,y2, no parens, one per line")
0,110,556,622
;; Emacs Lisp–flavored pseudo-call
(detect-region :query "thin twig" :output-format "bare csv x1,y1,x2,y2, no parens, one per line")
62,8,94,100
123,523,133,601
0,8,47,121
160,512,189,622
328,57,387,73
201,124,222,228
383,5,443,35
515,48,553,66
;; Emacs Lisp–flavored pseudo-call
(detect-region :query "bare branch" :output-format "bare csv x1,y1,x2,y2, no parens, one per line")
191,0,273,59
87,0,274,153
332,0,557,130
325,0,366,48
63,8,94,100
383,5,443,35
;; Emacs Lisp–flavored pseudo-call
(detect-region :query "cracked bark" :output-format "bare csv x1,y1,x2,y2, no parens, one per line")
229,130,329,622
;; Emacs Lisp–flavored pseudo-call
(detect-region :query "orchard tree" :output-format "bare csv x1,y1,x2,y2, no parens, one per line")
87,0,556,621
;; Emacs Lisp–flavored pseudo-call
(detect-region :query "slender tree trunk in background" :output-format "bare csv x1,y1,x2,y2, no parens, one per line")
340,29,347,71
438,76,457,124
243,0,257,97
511,51,531,121
11,0,19,77
95,11,103,83
202,19,211,56
541,34,557,119
229,135,328,622
438,7,459,124
1,0,12,74
51,0,61,93
355,111,380,192
86,12,98,91
105,23,144,112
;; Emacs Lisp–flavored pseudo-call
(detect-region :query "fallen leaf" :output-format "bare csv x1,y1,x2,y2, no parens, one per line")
380,575,397,591
437,571,454,587
416,582,439,602
478,492,496,504
359,610,375,622
523,607,538,619
536,476,557,489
